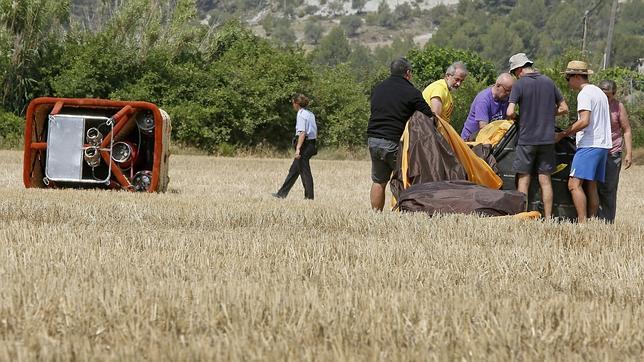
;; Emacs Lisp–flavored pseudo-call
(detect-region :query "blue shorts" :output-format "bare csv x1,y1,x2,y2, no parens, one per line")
569,147,609,182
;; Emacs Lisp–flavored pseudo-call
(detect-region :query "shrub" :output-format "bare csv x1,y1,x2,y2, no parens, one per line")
0,109,24,148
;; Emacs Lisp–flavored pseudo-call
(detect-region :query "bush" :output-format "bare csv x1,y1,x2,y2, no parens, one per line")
0,109,24,149
309,64,370,147
340,15,362,37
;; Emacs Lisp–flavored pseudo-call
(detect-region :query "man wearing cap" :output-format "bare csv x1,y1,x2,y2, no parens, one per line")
506,53,569,218
368,57,434,211
461,73,514,141
422,62,468,123
555,61,612,223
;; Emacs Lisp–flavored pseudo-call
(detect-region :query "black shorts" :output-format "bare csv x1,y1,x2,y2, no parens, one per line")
512,144,555,175
368,137,399,183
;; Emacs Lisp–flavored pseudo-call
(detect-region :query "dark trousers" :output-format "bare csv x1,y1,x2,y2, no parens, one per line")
598,152,622,223
276,140,316,199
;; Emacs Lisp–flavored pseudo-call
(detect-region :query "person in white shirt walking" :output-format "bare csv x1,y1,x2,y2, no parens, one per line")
273,94,318,200
556,61,612,223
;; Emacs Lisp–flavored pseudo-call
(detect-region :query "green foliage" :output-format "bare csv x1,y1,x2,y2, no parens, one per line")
376,0,396,29
328,0,345,17
482,0,517,14
300,5,319,17
340,15,362,37
407,45,496,88
309,27,351,67
372,34,416,67
481,20,524,70
0,107,23,148
271,19,296,45
348,43,379,81
7,0,640,153
393,3,413,22
595,67,644,147
351,0,366,13
617,0,644,36
304,18,324,45
427,4,450,26
0,0,70,114
429,0,642,73
309,64,370,147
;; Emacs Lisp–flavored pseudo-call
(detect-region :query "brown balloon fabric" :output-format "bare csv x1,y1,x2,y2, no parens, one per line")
394,180,526,217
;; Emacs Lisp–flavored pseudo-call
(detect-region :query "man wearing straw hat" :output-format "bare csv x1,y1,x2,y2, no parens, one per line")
555,61,612,223
506,53,569,219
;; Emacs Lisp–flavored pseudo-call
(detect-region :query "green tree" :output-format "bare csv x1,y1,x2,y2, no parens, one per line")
509,0,547,28
271,18,296,45
427,4,451,26
481,20,525,70
376,0,396,29
393,3,413,22
0,0,70,114
340,14,362,37
328,0,345,17
482,0,517,14
310,26,351,67
536,3,581,61
304,18,324,45
349,43,380,81
351,0,366,13
309,64,370,147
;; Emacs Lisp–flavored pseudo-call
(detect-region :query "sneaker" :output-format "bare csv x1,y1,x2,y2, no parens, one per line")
271,192,285,199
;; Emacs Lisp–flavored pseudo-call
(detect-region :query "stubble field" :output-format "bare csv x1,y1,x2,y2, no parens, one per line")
0,150,643,360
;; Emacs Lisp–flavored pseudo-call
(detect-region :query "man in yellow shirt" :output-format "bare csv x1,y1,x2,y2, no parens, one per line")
422,62,468,122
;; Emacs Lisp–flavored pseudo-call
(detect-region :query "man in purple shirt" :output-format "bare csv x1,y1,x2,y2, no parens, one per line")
461,73,514,141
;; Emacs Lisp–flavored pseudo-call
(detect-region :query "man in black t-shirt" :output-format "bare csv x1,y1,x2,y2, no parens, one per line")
506,53,569,218
367,58,434,211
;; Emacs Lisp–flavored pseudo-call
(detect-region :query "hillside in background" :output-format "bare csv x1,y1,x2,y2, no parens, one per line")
70,0,459,50
68,0,643,72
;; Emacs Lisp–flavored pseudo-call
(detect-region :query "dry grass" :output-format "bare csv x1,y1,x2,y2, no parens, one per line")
0,150,642,361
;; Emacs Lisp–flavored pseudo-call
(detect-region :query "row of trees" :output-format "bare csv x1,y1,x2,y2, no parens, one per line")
431,0,644,71
0,0,642,152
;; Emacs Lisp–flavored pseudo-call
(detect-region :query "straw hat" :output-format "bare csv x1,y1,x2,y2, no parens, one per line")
563,60,594,75
509,53,533,72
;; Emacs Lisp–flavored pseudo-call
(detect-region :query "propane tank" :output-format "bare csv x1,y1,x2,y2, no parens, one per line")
111,141,138,169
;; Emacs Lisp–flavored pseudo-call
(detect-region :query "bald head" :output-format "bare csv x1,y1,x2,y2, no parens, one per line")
492,73,514,100
496,73,513,85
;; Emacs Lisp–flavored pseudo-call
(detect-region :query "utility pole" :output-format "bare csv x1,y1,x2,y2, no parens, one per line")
604,0,618,69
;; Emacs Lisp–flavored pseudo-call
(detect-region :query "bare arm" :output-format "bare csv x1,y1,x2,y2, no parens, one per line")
556,100,569,116
430,97,443,118
506,103,517,120
619,102,633,169
555,110,590,143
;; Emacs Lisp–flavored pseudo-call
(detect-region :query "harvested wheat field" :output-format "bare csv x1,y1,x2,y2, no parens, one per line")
0,149,643,360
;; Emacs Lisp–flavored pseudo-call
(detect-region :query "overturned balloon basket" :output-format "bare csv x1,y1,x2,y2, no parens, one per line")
23,97,171,192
